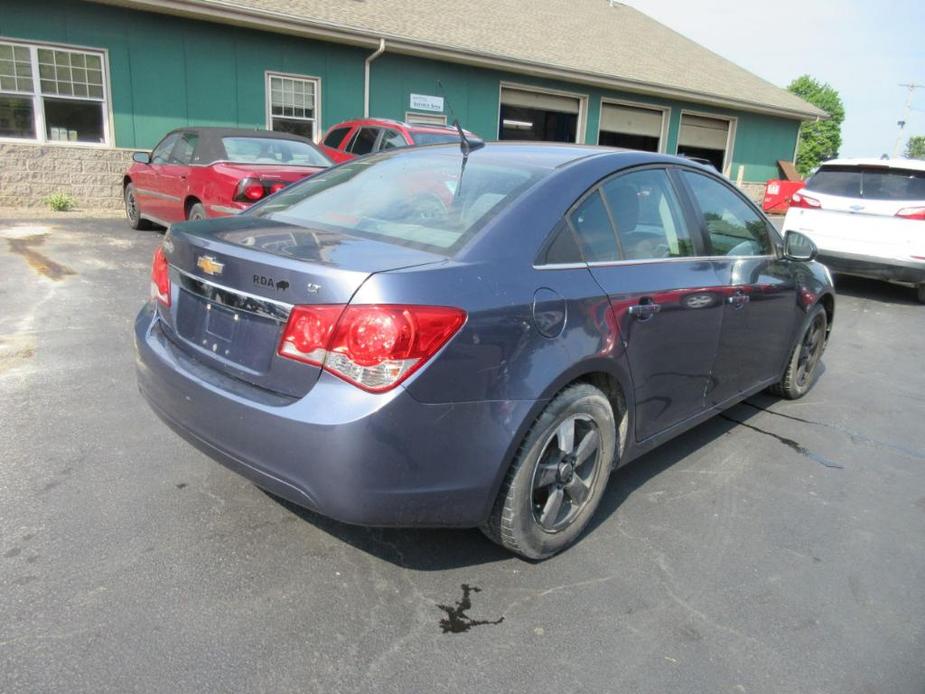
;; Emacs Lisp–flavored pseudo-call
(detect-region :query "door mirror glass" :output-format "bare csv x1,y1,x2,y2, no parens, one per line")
784,230,817,261
132,151,151,165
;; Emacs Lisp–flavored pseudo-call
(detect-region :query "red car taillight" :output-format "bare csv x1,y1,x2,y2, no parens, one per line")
790,192,822,209
150,246,171,306
896,206,925,220
278,304,467,392
233,177,288,203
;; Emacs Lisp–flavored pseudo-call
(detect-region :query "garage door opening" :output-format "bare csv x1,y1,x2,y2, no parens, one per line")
676,113,731,172
499,86,580,142
598,102,665,152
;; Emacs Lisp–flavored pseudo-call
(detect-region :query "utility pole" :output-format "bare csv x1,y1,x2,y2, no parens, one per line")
893,83,924,158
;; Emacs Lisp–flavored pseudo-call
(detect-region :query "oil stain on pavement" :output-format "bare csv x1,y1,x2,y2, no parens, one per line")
721,414,844,469
437,584,505,634
6,234,75,280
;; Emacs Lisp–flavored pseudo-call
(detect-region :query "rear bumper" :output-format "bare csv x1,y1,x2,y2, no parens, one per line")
817,251,925,285
134,304,534,527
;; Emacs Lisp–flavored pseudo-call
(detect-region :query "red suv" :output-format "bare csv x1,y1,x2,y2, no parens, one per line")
123,128,331,229
319,118,481,162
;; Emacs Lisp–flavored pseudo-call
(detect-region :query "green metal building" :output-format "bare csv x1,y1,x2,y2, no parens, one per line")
0,0,825,208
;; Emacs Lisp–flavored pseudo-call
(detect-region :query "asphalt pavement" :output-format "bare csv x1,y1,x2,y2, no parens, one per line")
1,214,923,693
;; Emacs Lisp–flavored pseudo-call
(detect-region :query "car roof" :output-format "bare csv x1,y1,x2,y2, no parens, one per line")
819,157,925,172
397,141,700,171
169,127,316,143
328,118,477,136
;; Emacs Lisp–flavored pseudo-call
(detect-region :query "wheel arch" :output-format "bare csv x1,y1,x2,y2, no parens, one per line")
478,358,635,524
183,195,202,218
819,291,835,338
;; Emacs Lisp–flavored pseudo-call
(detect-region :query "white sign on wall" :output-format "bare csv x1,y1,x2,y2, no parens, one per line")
409,93,444,113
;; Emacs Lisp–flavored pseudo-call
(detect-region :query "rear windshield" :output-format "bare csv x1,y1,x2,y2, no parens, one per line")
247,149,547,253
807,165,925,201
221,137,330,167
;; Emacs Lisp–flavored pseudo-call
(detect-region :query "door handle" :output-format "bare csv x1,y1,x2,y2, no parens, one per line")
726,291,750,309
628,300,661,320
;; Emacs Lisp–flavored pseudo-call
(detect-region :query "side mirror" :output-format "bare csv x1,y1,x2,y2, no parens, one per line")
132,151,151,165
783,230,817,261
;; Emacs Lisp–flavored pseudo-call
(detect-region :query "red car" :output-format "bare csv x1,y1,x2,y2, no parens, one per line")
319,118,481,163
123,128,331,229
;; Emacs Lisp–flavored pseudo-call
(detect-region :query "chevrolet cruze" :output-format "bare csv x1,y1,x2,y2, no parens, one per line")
135,142,835,559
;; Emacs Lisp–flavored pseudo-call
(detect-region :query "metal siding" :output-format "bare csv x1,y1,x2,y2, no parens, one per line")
0,0,801,180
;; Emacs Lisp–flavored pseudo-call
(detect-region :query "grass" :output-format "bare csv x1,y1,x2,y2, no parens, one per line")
44,192,78,212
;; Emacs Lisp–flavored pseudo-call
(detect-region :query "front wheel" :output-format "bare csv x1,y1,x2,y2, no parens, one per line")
770,304,827,399
481,383,617,560
124,183,152,230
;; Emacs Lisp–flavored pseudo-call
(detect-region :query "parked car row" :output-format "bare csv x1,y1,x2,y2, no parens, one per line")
123,119,479,228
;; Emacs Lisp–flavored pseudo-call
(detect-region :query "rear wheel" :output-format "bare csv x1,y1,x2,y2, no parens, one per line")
187,202,207,221
770,304,827,399
481,383,617,560
124,183,152,230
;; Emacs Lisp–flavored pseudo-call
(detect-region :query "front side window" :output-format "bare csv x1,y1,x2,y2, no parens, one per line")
602,169,694,259
683,171,773,257
151,132,180,164
170,132,198,165
247,149,548,254
347,127,380,155
568,191,619,262
0,41,108,144
267,73,318,140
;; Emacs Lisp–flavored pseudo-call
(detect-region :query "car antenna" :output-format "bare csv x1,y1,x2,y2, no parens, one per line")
436,80,483,158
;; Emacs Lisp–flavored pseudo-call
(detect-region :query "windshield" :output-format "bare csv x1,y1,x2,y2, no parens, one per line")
247,149,547,253
221,137,331,167
807,165,925,201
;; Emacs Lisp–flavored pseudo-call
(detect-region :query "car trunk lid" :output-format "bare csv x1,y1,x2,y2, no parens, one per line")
159,215,445,398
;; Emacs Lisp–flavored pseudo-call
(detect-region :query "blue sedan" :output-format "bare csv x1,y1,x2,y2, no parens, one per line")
135,142,835,559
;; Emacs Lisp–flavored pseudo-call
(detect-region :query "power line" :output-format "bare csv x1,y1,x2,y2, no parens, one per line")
893,83,924,158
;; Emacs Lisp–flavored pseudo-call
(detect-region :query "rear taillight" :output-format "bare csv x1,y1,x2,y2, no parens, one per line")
790,192,821,209
896,206,925,220
150,246,171,306
233,177,287,203
278,304,467,392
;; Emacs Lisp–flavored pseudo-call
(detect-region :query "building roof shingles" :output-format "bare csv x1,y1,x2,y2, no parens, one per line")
108,0,827,119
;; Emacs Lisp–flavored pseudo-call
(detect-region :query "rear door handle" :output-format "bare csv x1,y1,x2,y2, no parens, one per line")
628,301,661,320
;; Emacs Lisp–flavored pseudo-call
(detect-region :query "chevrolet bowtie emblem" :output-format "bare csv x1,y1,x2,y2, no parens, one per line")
197,255,224,276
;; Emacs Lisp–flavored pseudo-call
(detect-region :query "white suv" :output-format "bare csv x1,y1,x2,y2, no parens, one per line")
783,158,925,302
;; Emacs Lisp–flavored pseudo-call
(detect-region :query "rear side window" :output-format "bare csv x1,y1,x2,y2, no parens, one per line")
602,169,694,259
220,137,329,166
348,127,380,155
808,165,925,201
542,221,583,265
683,171,773,257
323,126,351,149
568,191,620,262
379,129,407,151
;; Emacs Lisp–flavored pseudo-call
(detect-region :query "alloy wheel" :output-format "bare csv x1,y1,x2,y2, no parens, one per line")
531,414,602,533
796,313,825,387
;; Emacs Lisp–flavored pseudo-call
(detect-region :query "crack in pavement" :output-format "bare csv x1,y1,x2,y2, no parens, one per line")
742,401,923,460
720,414,844,469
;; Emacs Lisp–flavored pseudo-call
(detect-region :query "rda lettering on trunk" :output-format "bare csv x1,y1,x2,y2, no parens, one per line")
253,274,289,292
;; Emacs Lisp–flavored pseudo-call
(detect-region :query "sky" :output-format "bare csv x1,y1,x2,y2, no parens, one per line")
626,0,925,158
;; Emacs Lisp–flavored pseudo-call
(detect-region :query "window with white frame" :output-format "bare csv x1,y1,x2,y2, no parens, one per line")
267,73,319,140
0,40,108,144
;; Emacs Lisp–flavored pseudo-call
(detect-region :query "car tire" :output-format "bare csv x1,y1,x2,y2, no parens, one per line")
769,303,827,400
124,183,152,230
916,284,925,304
481,383,617,560
187,202,207,221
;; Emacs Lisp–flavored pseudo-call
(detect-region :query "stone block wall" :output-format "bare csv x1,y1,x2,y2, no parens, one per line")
0,142,133,210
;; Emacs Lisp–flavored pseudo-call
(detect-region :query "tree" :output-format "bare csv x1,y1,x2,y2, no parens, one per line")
787,75,845,177
905,135,925,160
